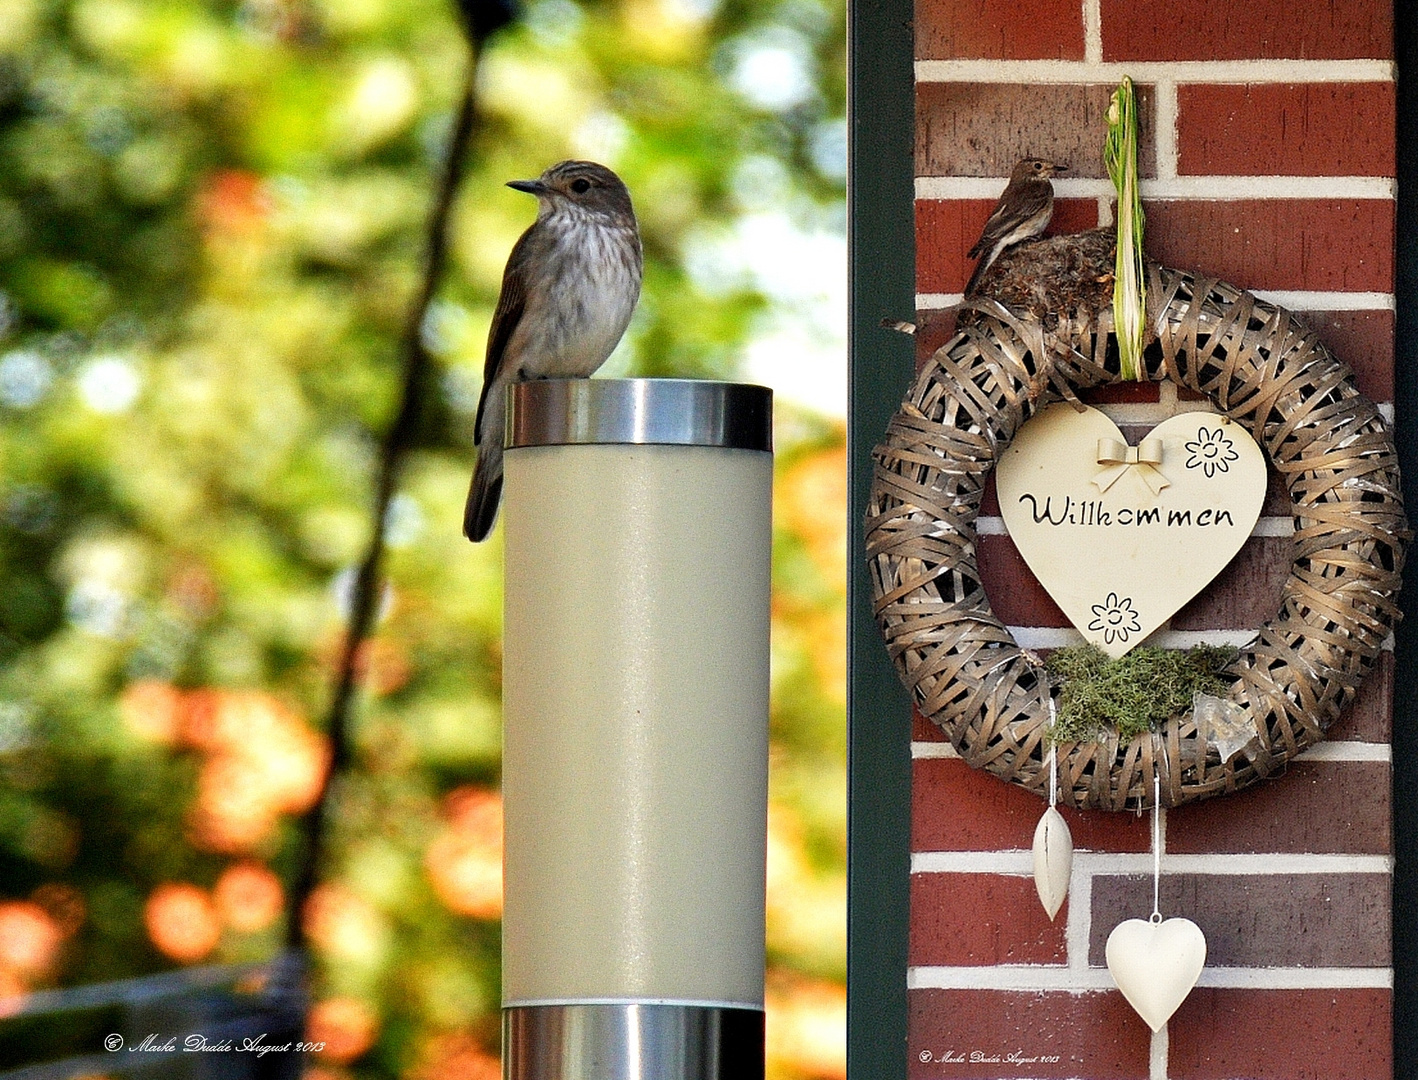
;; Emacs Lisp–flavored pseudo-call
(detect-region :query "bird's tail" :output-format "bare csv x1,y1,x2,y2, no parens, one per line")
963,244,999,297
463,441,504,542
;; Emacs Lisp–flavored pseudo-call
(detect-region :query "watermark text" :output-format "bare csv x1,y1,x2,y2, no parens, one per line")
104,1033,326,1056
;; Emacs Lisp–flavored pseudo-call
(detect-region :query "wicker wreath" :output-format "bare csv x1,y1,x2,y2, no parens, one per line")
866,243,1408,811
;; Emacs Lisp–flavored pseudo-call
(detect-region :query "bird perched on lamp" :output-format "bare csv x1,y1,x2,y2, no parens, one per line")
463,160,643,542
964,158,1066,297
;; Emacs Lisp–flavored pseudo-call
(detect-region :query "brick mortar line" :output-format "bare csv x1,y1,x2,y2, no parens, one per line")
1003,626,1397,651
910,851,1394,875
1154,78,1178,181
1252,289,1396,311
915,177,1396,200
1302,741,1392,762
915,291,1396,311
1150,1024,1167,1080
1083,0,1102,65
1007,626,1260,649
915,59,1395,84
912,740,1391,762
1065,867,1093,973
907,966,1393,991
1196,967,1393,990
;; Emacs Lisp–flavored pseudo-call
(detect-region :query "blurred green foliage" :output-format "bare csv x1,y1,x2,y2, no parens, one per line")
0,0,846,1075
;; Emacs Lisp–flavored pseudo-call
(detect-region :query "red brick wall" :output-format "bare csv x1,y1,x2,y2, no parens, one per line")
908,2,1396,1078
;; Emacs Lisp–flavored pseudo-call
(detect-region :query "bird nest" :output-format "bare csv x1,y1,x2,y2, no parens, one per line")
866,233,1408,810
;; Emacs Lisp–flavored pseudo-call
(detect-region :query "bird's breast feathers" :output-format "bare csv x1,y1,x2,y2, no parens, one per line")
512,222,641,376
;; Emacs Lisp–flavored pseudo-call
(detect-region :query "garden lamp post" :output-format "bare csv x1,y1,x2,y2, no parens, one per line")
500,378,773,1080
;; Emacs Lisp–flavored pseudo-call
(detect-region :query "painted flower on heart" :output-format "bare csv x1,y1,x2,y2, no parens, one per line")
1089,592,1141,645
1184,426,1239,478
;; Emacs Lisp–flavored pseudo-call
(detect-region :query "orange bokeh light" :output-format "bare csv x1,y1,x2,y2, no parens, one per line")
0,968,27,1018
198,169,272,234
776,442,847,584
0,901,62,978
191,755,283,852
307,997,379,1063
425,788,502,920
214,861,285,934
119,680,185,745
181,690,329,854
144,883,221,963
766,976,847,1080
409,1032,500,1080
302,884,383,960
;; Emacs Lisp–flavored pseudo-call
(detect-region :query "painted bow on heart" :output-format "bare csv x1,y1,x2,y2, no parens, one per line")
1093,436,1168,495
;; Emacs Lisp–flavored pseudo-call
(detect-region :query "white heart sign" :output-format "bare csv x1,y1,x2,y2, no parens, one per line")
1105,916,1207,1031
996,405,1266,657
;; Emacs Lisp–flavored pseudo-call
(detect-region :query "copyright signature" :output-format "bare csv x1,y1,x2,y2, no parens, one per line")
918,1048,1061,1065
102,1032,327,1056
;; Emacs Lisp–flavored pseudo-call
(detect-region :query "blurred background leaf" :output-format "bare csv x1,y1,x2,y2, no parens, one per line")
0,0,845,1076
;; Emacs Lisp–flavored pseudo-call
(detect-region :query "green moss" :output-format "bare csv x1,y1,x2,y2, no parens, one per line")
1044,644,1238,744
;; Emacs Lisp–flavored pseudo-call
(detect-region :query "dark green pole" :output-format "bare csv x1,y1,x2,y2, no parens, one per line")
1391,7,1417,1074
847,0,915,1073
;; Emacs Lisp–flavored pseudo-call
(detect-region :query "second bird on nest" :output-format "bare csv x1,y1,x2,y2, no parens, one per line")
964,158,1067,297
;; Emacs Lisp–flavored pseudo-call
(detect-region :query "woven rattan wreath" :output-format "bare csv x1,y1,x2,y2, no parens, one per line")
867,251,1407,811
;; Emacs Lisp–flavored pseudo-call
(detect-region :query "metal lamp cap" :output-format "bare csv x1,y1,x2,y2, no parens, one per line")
506,379,773,452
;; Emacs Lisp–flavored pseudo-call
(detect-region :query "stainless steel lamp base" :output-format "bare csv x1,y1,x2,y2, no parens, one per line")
503,1004,765,1080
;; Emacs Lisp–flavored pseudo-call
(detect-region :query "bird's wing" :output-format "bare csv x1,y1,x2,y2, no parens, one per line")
966,181,1053,258
473,230,532,446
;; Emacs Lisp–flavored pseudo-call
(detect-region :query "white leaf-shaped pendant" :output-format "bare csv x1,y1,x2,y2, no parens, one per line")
1105,916,1207,1031
1031,805,1073,920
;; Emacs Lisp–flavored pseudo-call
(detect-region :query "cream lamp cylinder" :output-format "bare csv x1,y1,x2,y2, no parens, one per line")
500,378,773,1080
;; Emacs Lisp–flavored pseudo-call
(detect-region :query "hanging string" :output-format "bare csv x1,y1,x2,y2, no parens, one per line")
1047,696,1058,808
1151,772,1162,922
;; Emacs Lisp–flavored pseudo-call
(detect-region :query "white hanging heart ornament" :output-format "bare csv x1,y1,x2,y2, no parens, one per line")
996,404,1266,657
1105,915,1207,1031
1031,806,1072,920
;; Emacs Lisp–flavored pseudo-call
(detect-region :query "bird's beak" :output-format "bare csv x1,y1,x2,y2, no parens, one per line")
507,179,548,195
1051,164,1067,173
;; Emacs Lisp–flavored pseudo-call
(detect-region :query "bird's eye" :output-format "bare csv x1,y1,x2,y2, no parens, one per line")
571,178,591,194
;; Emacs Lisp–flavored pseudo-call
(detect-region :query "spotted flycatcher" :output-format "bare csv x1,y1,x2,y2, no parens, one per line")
964,158,1066,297
463,160,643,542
